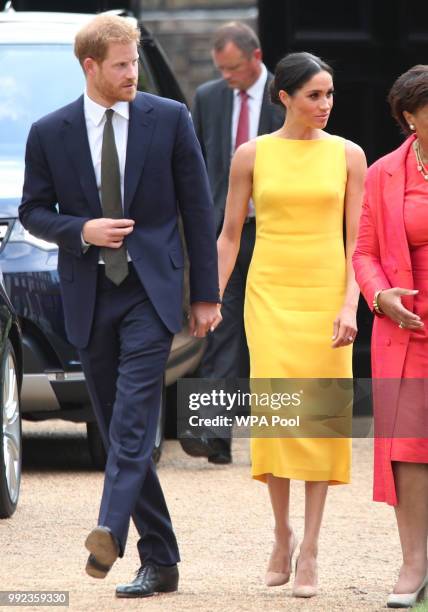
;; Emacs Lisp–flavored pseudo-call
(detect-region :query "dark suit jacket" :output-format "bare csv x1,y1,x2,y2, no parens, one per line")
191,72,284,232
19,92,219,349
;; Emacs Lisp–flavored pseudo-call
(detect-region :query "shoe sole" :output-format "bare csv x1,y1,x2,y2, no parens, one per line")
116,585,179,599
85,527,119,579
179,438,212,458
292,588,317,598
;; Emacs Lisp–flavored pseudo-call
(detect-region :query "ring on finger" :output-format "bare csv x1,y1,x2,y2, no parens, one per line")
347,336,354,342
398,321,404,329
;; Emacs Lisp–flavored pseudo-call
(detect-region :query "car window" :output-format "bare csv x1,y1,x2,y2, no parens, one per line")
0,44,84,160
0,43,159,162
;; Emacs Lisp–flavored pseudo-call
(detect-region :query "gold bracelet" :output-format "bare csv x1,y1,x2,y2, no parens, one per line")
373,289,384,315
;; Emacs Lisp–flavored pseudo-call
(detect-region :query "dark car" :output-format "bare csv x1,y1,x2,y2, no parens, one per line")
0,271,23,518
0,8,204,467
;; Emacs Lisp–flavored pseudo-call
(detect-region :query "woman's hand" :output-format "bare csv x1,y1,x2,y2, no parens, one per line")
377,287,423,330
332,305,358,348
188,302,223,337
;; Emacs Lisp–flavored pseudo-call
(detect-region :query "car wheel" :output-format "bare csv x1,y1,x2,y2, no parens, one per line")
0,341,21,519
86,382,166,469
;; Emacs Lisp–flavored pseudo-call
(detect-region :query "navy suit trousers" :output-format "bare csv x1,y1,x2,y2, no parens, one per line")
78,264,179,566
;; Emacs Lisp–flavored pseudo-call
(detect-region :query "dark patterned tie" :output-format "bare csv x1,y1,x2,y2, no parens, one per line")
100,109,129,285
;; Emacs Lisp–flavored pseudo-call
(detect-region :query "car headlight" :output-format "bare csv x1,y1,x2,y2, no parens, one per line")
8,220,57,251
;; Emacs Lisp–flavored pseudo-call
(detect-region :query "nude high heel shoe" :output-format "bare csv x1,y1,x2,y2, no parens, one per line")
265,532,297,587
292,555,318,598
387,573,428,608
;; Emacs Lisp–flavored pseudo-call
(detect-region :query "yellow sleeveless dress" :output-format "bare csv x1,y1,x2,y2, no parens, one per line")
245,134,352,485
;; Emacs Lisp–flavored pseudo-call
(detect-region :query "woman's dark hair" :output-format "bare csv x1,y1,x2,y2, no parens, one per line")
388,65,428,135
270,52,333,106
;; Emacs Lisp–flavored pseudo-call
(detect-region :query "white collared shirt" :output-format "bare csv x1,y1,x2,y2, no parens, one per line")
83,91,129,205
82,92,131,260
231,63,268,155
230,64,268,217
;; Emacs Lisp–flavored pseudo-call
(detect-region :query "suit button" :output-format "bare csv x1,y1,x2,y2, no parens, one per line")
386,339,391,346
393,267,398,273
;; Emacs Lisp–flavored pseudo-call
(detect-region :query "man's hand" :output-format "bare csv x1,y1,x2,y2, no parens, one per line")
82,218,135,248
188,302,222,338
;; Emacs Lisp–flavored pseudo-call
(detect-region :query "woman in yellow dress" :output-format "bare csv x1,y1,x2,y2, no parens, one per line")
217,52,366,597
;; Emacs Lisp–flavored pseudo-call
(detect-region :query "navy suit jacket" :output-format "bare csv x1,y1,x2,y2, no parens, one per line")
19,92,220,349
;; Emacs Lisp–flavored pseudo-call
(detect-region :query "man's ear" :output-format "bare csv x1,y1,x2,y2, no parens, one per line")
83,57,96,78
253,48,262,63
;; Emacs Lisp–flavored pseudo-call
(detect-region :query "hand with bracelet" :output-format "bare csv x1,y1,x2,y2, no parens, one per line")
376,287,424,329
353,66,428,607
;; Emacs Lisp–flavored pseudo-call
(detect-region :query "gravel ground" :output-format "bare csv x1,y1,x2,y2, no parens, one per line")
0,420,420,611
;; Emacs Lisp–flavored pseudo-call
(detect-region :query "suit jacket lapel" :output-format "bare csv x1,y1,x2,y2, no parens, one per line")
258,76,273,135
62,96,102,217
221,86,233,169
124,94,156,215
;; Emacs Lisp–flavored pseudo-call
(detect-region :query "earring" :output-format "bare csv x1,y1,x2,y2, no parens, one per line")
409,123,415,131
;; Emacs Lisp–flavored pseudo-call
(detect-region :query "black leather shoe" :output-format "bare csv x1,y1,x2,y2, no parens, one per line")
115,561,179,598
208,450,232,464
179,429,232,464
85,526,120,579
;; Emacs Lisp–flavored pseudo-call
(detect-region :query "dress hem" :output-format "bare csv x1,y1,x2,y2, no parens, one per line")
252,470,350,486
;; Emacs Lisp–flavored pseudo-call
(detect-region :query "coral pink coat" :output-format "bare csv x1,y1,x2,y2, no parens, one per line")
353,135,417,505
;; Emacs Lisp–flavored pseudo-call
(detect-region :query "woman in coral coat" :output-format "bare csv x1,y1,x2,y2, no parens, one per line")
353,65,428,609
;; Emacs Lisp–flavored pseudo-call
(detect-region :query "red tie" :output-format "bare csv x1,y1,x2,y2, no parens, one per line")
235,90,253,217
235,90,249,150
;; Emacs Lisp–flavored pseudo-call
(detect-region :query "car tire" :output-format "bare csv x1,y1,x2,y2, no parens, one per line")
0,341,21,519
86,382,166,470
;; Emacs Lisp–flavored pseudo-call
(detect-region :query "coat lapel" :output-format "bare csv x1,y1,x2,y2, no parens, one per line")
62,96,102,217
383,136,416,270
124,94,156,215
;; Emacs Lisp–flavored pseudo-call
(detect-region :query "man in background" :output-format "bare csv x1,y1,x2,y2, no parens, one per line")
180,22,283,464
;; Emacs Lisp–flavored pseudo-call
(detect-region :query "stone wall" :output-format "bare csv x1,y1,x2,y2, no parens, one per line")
140,0,258,103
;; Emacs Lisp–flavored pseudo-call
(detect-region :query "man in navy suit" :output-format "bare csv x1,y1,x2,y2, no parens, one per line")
19,14,220,599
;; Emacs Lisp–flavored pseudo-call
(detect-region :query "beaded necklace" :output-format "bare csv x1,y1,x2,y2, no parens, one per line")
413,139,428,181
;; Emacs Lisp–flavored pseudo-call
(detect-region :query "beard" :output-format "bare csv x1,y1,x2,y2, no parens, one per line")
96,74,137,103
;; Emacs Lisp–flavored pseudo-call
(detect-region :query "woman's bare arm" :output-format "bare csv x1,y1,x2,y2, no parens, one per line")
217,140,256,299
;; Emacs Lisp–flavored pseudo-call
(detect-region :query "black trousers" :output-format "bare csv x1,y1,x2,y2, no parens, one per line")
79,264,179,566
196,220,256,445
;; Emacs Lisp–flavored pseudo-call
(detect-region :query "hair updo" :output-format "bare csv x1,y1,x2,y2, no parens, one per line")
387,65,428,136
270,52,333,106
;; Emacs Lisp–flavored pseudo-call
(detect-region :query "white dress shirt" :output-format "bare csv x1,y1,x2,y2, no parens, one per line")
231,63,268,154
84,91,129,204
82,92,130,260
231,64,268,218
